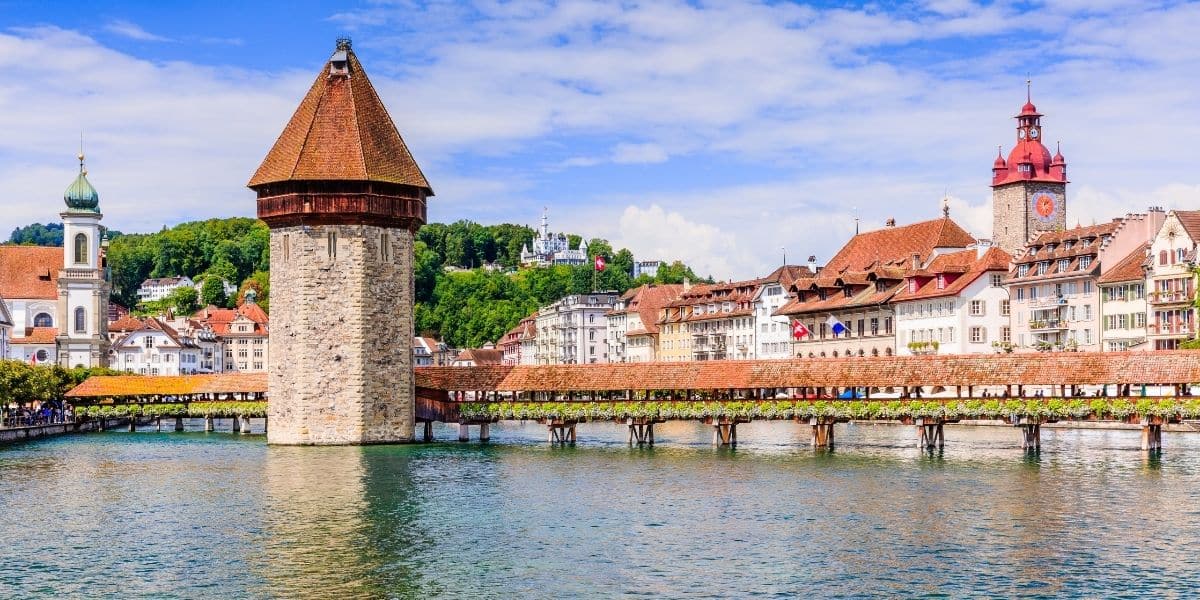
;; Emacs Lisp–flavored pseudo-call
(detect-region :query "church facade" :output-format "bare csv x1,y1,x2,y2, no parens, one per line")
0,154,110,367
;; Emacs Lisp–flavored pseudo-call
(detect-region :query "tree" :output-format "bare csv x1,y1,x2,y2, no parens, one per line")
239,271,270,311
164,286,200,315
199,276,228,308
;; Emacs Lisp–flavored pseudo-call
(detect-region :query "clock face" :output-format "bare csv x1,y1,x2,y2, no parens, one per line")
1032,190,1060,223
1029,128,1039,139
1018,129,1026,139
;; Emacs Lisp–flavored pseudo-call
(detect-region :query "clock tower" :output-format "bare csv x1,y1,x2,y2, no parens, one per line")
990,84,1068,256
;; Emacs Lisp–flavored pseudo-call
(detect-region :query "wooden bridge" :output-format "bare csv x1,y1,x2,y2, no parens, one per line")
65,351,1200,452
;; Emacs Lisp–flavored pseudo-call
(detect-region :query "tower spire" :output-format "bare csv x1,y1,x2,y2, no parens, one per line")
1026,74,1032,103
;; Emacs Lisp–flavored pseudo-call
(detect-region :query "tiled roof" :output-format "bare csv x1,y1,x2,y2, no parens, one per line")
12,327,57,344
455,348,504,365
0,295,12,327
0,246,62,300
1097,243,1150,284
1014,221,1119,265
621,284,684,334
892,246,1011,302
66,373,267,398
247,45,431,192
824,217,975,274
192,303,269,335
109,314,146,333
1174,210,1200,240
414,351,1200,391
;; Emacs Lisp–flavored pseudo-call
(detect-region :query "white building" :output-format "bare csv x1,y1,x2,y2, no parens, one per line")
0,295,12,360
605,284,683,363
413,336,450,367
1145,210,1200,350
535,292,618,364
753,264,815,360
1098,244,1150,352
893,244,1012,356
110,317,204,375
0,153,109,367
191,293,270,373
633,260,662,279
136,276,195,303
520,208,589,267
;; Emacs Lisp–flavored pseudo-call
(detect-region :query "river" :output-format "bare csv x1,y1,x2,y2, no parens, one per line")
1,421,1197,598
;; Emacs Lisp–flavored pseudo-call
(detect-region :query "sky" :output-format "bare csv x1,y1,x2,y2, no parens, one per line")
0,0,1198,281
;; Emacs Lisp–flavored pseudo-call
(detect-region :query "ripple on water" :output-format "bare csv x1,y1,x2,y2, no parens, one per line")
1,423,1200,598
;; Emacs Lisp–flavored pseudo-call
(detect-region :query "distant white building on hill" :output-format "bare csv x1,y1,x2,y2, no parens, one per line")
137,276,195,302
520,208,588,267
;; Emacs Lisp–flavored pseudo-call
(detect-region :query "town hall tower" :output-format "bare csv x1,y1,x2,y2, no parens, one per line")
249,39,432,445
991,86,1068,256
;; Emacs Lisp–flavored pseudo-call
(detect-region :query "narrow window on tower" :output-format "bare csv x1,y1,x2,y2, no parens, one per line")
381,232,391,262
327,232,337,259
283,234,290,261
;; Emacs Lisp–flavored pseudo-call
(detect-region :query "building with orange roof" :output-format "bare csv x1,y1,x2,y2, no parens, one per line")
893,243,1012,356
777,212,976,359
1005,209,1165,353
1098,243,1151,352
0,293,12,359
499,316,536,366
413,336,451,367
605,283,684,363
752,264,816,359
109,316,207,375
1145,210,1200,350
451,345,504,367
191,292,269,373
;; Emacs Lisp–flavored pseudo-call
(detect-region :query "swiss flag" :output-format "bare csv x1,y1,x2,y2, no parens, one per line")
792,320,810,339
594,256,606,272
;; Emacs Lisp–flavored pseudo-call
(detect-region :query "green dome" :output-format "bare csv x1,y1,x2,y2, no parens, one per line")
64,160,99,212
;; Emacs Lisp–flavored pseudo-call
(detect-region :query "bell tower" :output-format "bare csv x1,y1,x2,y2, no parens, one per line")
57,151,110,368
991,82,1068,256
249,38,433,445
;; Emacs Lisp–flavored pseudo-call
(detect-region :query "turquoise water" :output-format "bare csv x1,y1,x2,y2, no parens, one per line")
1,421,1199,598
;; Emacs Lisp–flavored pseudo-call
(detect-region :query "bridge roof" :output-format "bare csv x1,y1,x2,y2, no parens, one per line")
66,373,267,399
415,351,1200,391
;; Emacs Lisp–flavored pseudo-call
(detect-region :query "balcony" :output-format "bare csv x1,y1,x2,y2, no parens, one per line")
1029,296,1068,308
60,269,103,281
1148,323,1193,337
1148,291,1195,306
1029,319,1067,331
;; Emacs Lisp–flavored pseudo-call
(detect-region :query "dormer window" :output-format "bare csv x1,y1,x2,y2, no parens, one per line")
843,287,852,298
1037,261,1048,275
1057,259,1070,272
1079,255,1092,269
936,275,946,289
908,279,918,293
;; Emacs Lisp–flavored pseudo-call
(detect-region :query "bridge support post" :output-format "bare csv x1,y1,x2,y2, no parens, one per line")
239,415,252,434
479,423,490,442
128,418,136,432
458,423,470,442
547,421,577,444
1020,423,1040,452
204,416,214,432
156,417,163,432
422,421,433,442
174,416,184,432
712,420,737,447
809,418,835,449
1141,420,1163,453
627,418,654,445
917,419,944,451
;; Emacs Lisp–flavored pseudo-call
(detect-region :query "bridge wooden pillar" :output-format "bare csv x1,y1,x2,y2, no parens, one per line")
711,418,738,447
239,415,252,434
479,423,490,442
547,420,577,444
1141,417,1163,453
422,420,434,442
174,416,184,432
458,423,470,442
627,418,655,445
916,418,944,451
809,418,835,449
1011,416,1041,452
204,416,214,432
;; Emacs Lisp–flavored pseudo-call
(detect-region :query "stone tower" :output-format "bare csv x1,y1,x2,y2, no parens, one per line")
248,38,432,445
57,152,111,368
991,85,1068,256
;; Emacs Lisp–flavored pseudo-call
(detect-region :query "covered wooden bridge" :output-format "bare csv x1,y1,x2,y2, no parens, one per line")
65,373,267,433
414,351,1200,451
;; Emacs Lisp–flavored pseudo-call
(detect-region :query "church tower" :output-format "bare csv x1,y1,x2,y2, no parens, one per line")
249,39,432,445
57,152,111,367
991,85,1068,256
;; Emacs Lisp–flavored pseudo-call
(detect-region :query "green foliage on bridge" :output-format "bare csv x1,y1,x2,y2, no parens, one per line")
458,398,1200,422
75,401,267,419
0,360,124,406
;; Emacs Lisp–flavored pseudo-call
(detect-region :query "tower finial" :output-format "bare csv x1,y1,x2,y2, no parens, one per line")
78,132,85,172
942,195,950,218
1026,74,1031,102
336,36,352,51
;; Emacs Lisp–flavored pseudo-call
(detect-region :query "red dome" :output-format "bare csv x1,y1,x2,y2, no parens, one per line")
1021,101,1038,114
1051,143,1065,165
993,154,1007,169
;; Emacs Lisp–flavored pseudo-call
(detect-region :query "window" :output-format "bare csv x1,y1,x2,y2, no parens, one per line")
1084,329,1092,344
991,274,1003,287
1016,287,1025,301
1058,259,1070,272
1083,305,1092,320
1160,250,1168,265
327,232,337,258
969,300,984,316
970,327,986,343
1177,248,1187,263
908,279,918,293
870,318,879,335
73,307,86,333
253,362,263,370
144,336,155,348
1001,326,1011,343
936,275,946,289
1135,312,1147,328
1083,281,1093,294
1000,299,1010,316
33,313,52,328
381,232,391,262
884,317,892,334
1030,286,1038,300
1079,255,1092,269
283,234,290,261
35,349,48,362
73,233,88,264
1037,262,1049,275
1017,264,1030,277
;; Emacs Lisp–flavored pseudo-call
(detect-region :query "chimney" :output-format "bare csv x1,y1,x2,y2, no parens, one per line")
682,277,691,292
886,218,896,228
911,253,921,270
975,238,993,259
807,255,818,274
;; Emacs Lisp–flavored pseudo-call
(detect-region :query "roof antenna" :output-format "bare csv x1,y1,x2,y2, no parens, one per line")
942,190,951,218
853,206,859,235
1026,73,1032,102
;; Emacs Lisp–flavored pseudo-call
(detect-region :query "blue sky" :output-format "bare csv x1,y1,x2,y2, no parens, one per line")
1,0,1198,279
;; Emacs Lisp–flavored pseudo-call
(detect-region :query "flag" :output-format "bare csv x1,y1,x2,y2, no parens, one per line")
826,315,847,337
792,320,810,340
594,256,606,272
29,352,37,365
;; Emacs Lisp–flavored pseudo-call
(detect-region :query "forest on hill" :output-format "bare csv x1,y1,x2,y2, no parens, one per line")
8,219,704,347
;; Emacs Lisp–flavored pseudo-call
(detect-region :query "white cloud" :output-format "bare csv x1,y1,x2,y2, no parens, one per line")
103,19,172,42
611,143,668,165
610,204,753,281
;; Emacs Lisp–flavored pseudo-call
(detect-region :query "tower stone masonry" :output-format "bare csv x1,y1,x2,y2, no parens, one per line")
991,88,1068,256
248,38,432,445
